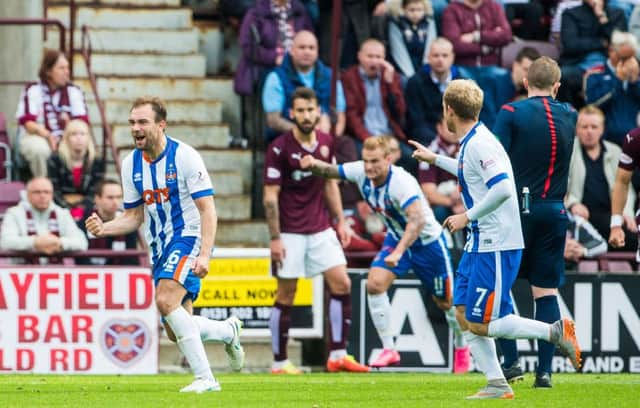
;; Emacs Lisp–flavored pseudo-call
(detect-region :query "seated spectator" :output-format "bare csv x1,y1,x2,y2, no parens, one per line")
262,30,346,143
564,212,608,265
584,30,640,145
507,46,542,103
441,0,513,127
417,115,464,223
386,0,437,81
503,0,546,41
550,0,582,47
342,39,415,173
441,0,512,68
15,49,89,178
558,0,627,107
78,179,138,265
405,37,463,145
47,120,105,221
234,0,312,97
566,105,637,251
0,177,88,263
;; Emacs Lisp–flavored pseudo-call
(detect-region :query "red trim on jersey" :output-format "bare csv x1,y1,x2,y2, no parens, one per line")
501,104,515,112
541,98,557,198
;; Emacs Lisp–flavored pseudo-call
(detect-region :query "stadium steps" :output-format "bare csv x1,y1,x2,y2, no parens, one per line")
159,336,303,372
48,1,257,236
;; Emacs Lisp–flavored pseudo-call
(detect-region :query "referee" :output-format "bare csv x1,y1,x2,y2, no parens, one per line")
493,56,577,388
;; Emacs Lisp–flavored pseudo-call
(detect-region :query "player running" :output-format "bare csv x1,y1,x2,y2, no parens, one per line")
493,56,578,388
86,96,244,393
299,135,470,373
410,79,581,399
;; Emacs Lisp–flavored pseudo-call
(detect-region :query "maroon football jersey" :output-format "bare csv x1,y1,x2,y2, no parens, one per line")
264,130,335,234
417,136,459,185
619,127,640,172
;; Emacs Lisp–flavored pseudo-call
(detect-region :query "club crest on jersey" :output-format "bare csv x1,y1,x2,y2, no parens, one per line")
320,145,330,159
166,169,177,183
100,319,151,367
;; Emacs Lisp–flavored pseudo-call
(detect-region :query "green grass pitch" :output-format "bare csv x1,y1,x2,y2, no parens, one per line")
1,373,639,407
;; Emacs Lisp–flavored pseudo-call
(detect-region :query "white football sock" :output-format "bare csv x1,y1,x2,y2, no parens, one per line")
192,315,234,344
368,292,394,350
463,330,504,381
165,307,214,381
444,307,466,348
329,349,347,360
488,314,550,341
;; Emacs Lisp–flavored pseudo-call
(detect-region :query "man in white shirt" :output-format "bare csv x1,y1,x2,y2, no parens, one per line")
410,79,581,399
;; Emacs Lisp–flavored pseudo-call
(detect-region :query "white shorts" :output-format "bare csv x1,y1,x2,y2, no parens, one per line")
275,228,347,279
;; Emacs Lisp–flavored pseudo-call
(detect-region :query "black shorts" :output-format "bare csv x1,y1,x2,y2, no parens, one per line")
519,201,568,288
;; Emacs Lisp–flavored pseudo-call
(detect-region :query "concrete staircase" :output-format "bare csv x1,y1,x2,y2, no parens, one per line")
47,0,269,247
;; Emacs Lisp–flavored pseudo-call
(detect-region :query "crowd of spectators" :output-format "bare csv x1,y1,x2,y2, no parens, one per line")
0,49,137,264
232,0,640,269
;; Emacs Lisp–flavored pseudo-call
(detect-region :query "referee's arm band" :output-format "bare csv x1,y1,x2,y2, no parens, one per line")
610,214,624,228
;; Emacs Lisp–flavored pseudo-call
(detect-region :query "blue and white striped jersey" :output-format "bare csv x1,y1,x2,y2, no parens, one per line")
338,162,442,246
121,136,214,265
458,122,524,253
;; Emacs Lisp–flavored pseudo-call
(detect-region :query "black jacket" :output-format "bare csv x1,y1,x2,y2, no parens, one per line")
560,3,627,66
47,153,105,215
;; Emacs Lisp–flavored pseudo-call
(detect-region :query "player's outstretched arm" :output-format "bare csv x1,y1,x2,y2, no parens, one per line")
408,140,458,175
86,205,144,237
610,167,632,247
299,155,341,178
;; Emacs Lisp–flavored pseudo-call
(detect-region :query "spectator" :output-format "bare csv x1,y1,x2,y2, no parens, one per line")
317,0,382,68
441,0,512,68
507,46,542,103
405,37,463,145
234,0,313,97
550,0,582,47
46,120,105,221
564,213,608,264
558,0,627,106
504,0,546,41
262,30,346,143
386,0,437,80
342,39,415,172
15,50,89,178
78,179,138,265
417,115,464,223
441,0,512,127
0,177,88,263
566,105,637,250
584,30,640,145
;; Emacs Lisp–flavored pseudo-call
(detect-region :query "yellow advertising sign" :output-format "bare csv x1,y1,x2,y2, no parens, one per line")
197,256,312,307
194,277,313,307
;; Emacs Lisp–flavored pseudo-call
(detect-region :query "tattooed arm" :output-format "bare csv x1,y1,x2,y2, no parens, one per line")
263,185,285,265
383,200,425,268
299,155,341,178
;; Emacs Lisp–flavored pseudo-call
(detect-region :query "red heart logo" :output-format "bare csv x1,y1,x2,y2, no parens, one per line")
100,319,151,367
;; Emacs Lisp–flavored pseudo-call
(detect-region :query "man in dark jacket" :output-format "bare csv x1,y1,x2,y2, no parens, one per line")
558,0,627,106
405,37,463,145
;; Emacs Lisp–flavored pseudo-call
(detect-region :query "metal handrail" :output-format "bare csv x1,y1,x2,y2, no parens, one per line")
0,249,150,267
79,25,116,167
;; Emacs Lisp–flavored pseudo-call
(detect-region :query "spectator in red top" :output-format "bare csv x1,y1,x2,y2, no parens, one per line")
441,0,512,128
16,49,89,178
342,39,416,173
46,119,105,221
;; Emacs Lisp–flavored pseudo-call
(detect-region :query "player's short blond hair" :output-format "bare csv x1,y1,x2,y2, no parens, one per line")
527,56,561,91
443,79,483,121
130,96,167,123
363,136,391,156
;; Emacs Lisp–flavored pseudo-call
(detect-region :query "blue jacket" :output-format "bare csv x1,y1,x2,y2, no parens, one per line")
585,62,640,145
